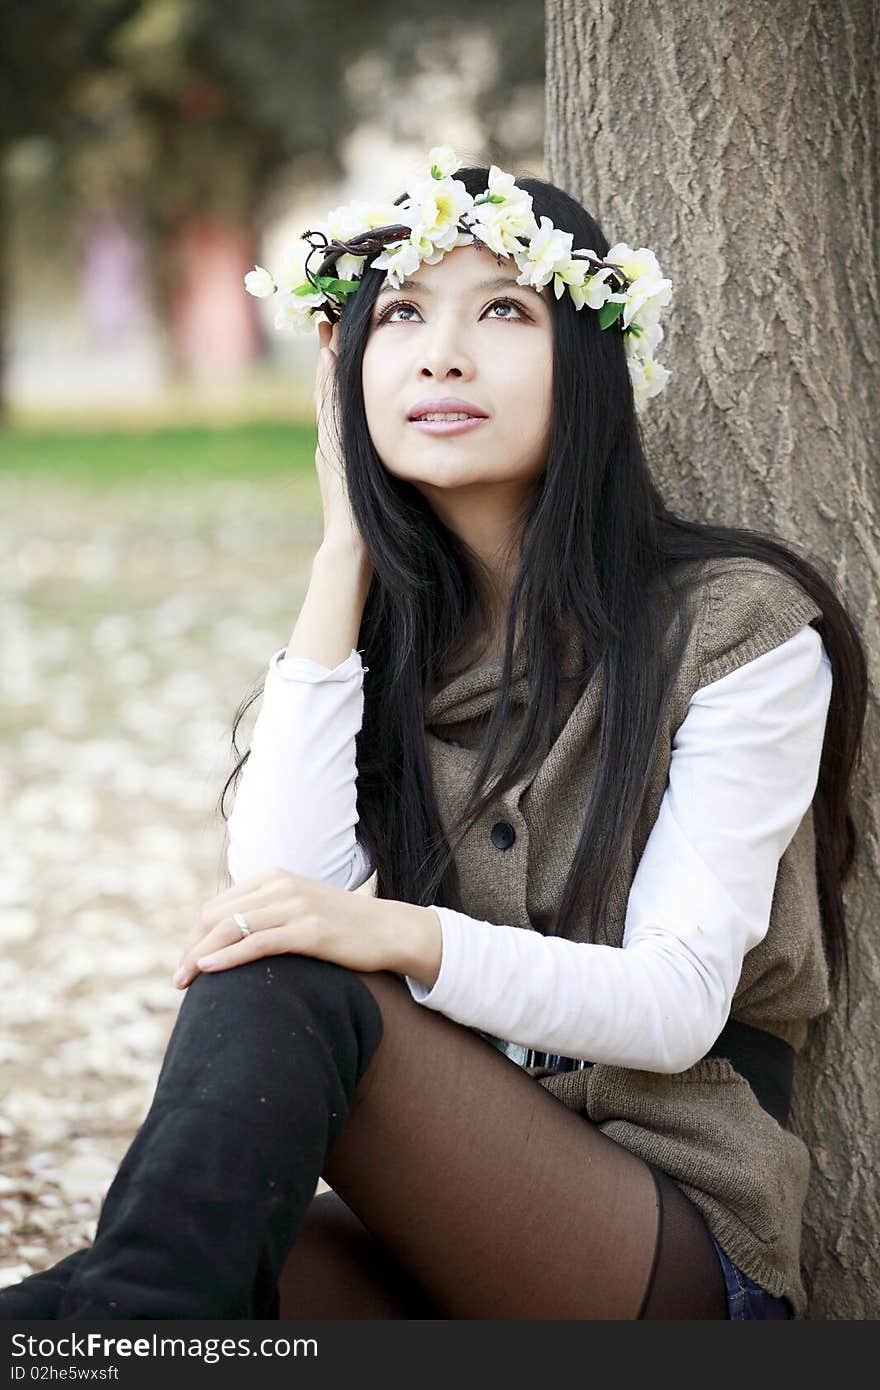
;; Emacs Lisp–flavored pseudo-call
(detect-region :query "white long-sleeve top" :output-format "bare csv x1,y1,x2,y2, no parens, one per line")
225,625,832,1074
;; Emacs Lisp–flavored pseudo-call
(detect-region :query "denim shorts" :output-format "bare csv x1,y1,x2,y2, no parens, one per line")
708,1233,794,1319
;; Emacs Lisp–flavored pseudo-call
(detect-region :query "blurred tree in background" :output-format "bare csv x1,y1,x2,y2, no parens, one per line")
0,0,143,406
0,0,544,419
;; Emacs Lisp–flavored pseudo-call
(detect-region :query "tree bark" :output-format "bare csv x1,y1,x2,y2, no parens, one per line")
545,0,878,1320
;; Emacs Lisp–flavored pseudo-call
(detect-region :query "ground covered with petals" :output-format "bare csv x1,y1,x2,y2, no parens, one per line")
0,468,338,1283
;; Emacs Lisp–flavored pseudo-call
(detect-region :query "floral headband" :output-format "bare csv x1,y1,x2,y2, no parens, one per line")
244,144,672,412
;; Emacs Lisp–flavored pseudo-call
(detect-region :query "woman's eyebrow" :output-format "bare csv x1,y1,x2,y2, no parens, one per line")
376,275,542,299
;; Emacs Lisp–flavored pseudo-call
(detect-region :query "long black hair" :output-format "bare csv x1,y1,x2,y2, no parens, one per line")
219,165,867,1027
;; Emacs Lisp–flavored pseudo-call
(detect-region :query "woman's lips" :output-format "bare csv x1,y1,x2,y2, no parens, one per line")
409,417,488,435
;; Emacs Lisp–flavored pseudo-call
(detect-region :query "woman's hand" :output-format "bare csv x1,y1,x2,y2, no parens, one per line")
172,866,436,989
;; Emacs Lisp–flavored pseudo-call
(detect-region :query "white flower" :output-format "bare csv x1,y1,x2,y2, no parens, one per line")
272,241,313,294
626,348,671,412
452,228,477,250
403,144,460,188
604,242,663,285
317,199,405,282
402,174,474,255
470,206,538,257
509,215,573,291
370,236,423,288
427,144,460,179
273,287,327,335
625,276,672,333
552,255,618,311
243,265,275,298
409,225,478,268
604,242,672,331
323,199,397,241
625,314,664,356
626,285,672,343
331,251,367,283
467,164,537,256
481,164,535,218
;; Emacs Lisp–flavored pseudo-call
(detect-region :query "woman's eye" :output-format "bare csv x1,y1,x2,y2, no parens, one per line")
375,297,528,326
484,299,526,320
377,302,418,325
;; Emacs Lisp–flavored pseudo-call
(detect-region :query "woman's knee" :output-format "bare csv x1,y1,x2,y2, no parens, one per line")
177,955,384,1077
187,952,382,1022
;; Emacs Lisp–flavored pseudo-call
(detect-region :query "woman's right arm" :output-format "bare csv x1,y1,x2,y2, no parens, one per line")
281,313,373,669
226,543,375,890
283,538,373,670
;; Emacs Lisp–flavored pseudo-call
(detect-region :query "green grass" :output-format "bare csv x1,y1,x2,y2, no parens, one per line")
0,421,320,482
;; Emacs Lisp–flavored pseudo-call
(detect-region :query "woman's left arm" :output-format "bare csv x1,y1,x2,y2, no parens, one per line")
396,623,834,1073
173,869,441,989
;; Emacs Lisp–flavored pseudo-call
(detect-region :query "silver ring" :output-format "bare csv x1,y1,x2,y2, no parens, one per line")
232,912,251,938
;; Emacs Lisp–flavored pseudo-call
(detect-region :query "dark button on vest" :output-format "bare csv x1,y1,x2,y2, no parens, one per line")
490,820,516,850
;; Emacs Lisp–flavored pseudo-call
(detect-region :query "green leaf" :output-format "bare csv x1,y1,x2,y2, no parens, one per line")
290,275,359,299
597,300,625,330
314,275,360,294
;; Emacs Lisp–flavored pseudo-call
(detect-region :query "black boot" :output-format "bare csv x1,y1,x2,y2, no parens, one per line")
0,1249,90,1319
47,953,384,1319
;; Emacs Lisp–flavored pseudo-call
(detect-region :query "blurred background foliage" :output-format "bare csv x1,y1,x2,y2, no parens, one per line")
0,0,545,446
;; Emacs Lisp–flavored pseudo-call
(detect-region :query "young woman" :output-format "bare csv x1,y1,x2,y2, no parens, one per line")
0,161,866,1321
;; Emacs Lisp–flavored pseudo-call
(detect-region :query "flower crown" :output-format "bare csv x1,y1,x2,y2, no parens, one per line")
245,144,673,412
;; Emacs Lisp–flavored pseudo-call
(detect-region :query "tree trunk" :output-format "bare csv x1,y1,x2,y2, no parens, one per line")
545,0,878,1320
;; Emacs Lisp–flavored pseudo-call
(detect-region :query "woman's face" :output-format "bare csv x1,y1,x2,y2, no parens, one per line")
361,243,554,512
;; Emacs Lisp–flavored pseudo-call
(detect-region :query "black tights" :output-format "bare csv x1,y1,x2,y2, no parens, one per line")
0,953,729,1320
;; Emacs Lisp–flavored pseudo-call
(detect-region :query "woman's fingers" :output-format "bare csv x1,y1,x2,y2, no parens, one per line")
195,926,291,975
175,903,288,987
317,317,338,355
173,870,352,989
181,900,246,958
181,870,289,955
